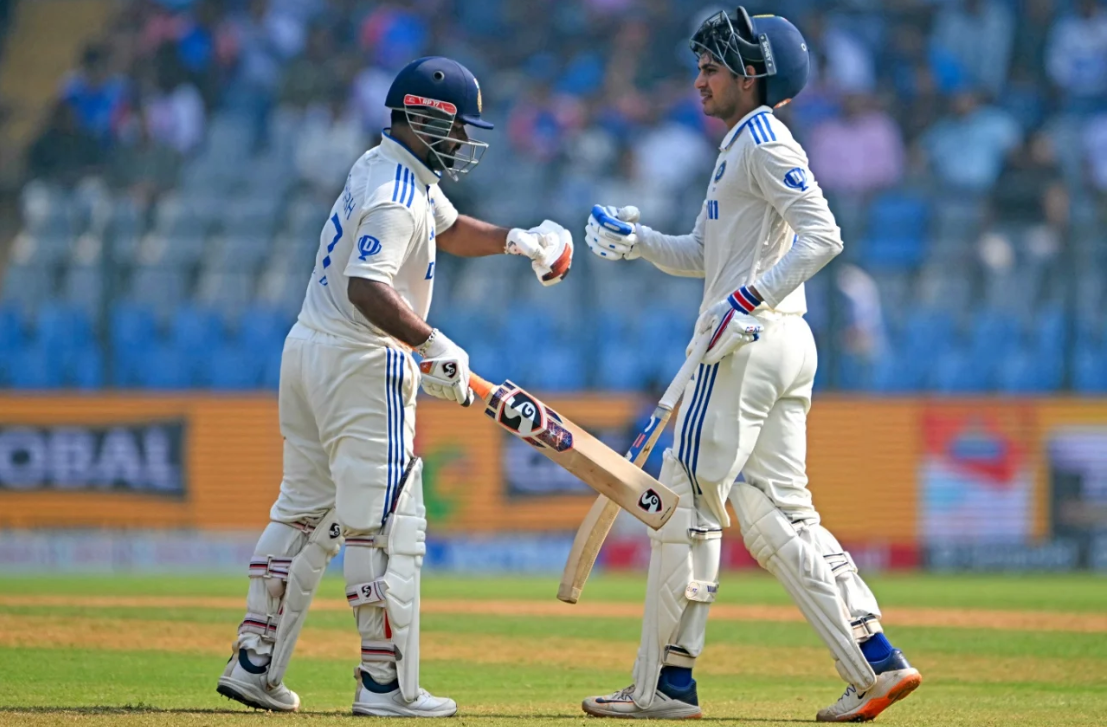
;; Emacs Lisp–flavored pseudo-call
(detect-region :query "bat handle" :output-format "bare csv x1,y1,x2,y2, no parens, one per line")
469,372,493,400
658,332,711,411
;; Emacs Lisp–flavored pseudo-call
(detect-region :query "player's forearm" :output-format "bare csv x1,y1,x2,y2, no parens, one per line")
636,226,706,278
347,278,434,348
436,214,509,257
753,213,843,307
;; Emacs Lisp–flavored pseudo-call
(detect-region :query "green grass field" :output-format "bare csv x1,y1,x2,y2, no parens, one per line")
2,572,1106,726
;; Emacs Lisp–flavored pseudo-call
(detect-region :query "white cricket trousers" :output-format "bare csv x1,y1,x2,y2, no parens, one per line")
271,322,418,532
675,312,818,524
659,312,881,670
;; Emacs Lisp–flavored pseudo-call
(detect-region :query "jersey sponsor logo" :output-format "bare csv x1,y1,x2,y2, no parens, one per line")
714,160,726,182
403,94,457,115
784,167,809,191
357,235,382,261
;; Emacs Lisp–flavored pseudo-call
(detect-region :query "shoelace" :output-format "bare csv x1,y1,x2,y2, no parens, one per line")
611,685,636,701
836,685,858,703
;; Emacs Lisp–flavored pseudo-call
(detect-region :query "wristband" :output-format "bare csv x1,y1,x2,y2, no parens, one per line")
727,286,761,313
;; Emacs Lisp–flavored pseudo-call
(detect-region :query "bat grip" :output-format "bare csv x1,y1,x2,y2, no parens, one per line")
469,372,493,400
658,332,711,410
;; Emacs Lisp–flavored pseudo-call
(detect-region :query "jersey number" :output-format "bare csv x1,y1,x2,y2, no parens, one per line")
319,213,343,286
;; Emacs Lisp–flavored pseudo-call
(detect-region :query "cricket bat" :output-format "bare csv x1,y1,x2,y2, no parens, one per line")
556,332,712,604
462,372,680,530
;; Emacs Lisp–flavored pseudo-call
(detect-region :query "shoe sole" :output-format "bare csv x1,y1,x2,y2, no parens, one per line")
582,702,702,719
833,672,923,723
353,705,458,718
216,681,299,713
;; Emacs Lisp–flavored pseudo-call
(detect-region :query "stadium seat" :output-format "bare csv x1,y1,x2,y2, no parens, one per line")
860,191,930,270
0,303,24,353
61,265,105,310
526,344,586,392
1074,346,1107,393
596,342,648,391
172,305,224,351
203,346,264,390
8,346,64,389
35,303,94,356
135,345,196,390
66,343,105,390
1,265,53,311
996,349,1063,393
930,350,992,393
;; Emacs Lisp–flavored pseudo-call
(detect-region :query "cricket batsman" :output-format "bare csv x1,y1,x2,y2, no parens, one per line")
580,8,922,722
217,56,573,717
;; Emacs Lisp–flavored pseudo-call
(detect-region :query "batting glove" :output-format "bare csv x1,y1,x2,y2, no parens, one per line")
416,329,473,406
507,220,574,286
585,204,641,260
696,286,764,365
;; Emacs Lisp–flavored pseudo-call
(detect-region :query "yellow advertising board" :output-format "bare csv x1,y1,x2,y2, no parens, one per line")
1,394,1104,546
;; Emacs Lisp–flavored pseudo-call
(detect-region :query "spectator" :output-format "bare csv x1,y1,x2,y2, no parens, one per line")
920,89,1022,193
60,44,130,144
294,87,368,201
26,102,105,187
279,24,337,111
930,0,1015,97
108,115,181,208
1083,114,1107,194
806,12,876,95
142,46,206,155
218,0,284,125
993,130,1066,226
1046,0,1107,112
808,93,906,195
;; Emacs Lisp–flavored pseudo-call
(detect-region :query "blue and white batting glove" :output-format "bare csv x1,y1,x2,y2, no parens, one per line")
585,204,641,260
696,286,764,365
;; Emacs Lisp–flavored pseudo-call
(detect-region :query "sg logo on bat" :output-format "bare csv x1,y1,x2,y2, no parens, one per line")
638,488,662,514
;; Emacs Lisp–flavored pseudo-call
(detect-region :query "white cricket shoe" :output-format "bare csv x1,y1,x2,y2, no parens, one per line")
816,650,922,722
352,667,458,718
582,685,702,719
217,648,300,712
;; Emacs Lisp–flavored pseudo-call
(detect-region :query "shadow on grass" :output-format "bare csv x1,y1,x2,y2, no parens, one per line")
0,706,809,723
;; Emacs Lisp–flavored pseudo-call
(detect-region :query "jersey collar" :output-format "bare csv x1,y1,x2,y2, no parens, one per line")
381,131,443,186
720,105,774,151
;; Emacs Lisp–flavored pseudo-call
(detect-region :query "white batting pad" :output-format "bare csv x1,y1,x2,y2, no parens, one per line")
631,452,721,708
344,458,427,702
733,483,876,690
238,521,312,656
267,509,345,687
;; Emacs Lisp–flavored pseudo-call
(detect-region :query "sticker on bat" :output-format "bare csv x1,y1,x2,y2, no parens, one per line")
497,388,547,437
638,488,663,514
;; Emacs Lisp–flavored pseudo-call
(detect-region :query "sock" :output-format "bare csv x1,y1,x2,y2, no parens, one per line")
859,633,893,664
659,665,693,689
360,669,400,694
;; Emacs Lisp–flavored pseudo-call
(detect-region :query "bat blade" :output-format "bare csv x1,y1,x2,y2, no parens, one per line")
557,333,712,604
470,375,678,530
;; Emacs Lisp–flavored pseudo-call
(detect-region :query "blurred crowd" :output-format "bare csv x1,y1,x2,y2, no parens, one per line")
2,0,1107,392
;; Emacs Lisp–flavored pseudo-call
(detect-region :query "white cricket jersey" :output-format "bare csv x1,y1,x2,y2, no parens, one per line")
296,133,459,347
637,105,843,315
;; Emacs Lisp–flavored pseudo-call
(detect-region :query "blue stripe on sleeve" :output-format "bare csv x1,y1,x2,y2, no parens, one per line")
391,164,402,202
405,170,416,208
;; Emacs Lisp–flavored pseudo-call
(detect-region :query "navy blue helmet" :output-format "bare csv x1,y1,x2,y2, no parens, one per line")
690,7,810,108
386,56,492,179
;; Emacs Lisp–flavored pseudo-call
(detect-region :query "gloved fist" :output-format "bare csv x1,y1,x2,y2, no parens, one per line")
586,204,641,260
506,220,573,286
416,329,473,406
696,286,764,365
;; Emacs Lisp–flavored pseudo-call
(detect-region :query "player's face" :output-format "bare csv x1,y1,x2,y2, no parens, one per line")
694,55,742,120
